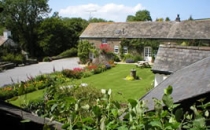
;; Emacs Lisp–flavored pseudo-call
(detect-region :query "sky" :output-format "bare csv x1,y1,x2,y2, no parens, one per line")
48,0,210,22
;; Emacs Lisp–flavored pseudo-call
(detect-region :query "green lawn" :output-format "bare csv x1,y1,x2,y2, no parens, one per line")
9,89,46,106
9,64,154,106
77,64,154,101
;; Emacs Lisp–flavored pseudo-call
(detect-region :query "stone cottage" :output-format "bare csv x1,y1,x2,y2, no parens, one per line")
79,19,210,63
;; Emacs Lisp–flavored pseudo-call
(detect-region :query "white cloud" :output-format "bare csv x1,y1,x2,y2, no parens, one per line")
59,3,144,22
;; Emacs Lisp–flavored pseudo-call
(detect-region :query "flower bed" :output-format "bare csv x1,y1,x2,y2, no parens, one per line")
0,62,116,100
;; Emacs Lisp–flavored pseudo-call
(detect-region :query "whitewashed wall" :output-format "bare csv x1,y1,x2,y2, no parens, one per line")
154,73,169,87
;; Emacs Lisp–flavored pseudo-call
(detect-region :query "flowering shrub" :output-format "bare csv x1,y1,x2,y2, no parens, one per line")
62,69,74,78
0,63,115,101
72,67,83,79
62,68,84,79
99,43,112,53
85,64,98,71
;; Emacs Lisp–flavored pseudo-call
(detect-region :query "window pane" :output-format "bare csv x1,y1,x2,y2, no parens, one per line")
123,46,128,53
102,39,107,43
114,45,119,53
144,47,152,57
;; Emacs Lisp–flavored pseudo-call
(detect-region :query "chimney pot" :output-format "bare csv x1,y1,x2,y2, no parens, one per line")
175,14,181,22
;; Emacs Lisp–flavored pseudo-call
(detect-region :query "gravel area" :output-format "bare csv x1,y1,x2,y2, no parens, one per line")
0,57,81,87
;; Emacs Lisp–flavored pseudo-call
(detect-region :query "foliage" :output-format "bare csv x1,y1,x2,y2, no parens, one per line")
99,43,112,54
126,10,152,22
165,17,171,21
20,85,210,129
77,40,95,64
156,18,164,22
58,48,77,58
0,0,51,57
120,38,160,59
0,74,60,100
188,15,193,20
38,17,74,56
1,53,25,65
89,17,112,23
42,56,52,62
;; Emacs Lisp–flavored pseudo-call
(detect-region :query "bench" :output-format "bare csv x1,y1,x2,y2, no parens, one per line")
135,61,150,68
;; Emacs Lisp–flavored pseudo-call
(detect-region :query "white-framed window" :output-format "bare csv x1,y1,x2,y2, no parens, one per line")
144,47,152,57
102,38,107,43
123,46,128,54
114,45,119,54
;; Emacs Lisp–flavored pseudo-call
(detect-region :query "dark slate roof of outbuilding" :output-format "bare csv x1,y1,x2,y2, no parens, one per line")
152,45,210,74
140,56,210,110
0,100,63,129
80,20,210,39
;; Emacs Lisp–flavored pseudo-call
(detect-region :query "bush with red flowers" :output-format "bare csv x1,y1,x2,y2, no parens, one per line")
99,43,112,53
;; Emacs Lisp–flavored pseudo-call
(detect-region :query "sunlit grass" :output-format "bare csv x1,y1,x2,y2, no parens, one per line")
9,64,154,106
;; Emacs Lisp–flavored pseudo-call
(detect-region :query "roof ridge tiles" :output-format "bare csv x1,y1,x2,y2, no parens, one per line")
159,44,210,51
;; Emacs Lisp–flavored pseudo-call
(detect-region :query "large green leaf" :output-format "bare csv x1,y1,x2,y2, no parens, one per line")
164,85,173,95
128,99,137,108
175,108,183,121
150,120,162,129
162,94,173,108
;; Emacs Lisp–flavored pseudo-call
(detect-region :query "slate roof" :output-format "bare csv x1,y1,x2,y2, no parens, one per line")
0,36,16,47
0,100,63,129
140,56,210,110
80,20,210,39
0,36,7,46
152,45,210,74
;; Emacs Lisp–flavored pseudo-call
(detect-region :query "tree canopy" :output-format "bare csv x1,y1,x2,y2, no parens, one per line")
89,17,113,23
126,10,152,22
165,17,171,21
38,16,88,56
0,0,51,57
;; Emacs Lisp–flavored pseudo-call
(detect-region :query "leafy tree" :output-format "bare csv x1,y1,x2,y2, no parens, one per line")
135,10,152,21
126,10,152,22
89,17,113,23
165,17,171,21
0,0,51,57
155,18,164,22
126,15,136,22
38,17,74,56
62,17,88,44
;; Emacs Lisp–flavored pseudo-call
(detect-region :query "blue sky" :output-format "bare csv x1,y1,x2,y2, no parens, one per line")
48,0,210,22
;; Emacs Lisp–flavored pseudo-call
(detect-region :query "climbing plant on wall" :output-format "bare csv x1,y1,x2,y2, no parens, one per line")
77,40,97,64
120,38,160,58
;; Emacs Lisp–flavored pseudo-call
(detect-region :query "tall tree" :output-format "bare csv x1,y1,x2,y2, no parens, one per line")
38,17,88,56
0,0,51,57
126,10,152,22
62,17,88,47
135,10,152,21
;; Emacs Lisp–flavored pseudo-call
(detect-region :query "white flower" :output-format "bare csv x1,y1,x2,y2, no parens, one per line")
81,104,90,110
101,89,106,94
81,83,88,87
108,89,112,95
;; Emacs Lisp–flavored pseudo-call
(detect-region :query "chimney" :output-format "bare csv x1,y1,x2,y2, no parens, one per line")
3,30,11,40
175,14,181,22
